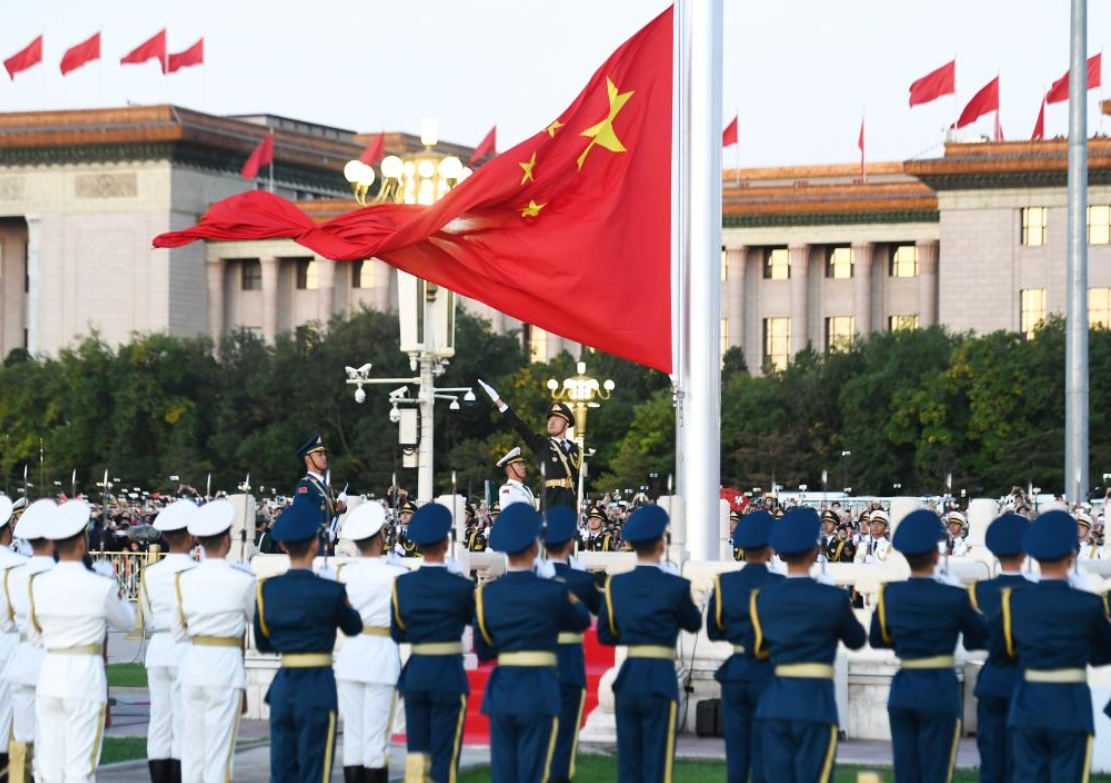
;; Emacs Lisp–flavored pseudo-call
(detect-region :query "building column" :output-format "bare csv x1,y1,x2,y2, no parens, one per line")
316,256,337,324
726,246,745,348
917,240,939,327
260,257,280,343
789,244,809,355
852,242,874,335
25,215,41,355
373,259,391,312
206,258,225,343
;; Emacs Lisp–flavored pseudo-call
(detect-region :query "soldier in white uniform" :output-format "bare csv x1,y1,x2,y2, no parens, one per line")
140,500,201,783
29,499,136,783
853,509,891,563
497,447,536,510
1077,509,1101,559
173,500,256,783
0,495,27,778
942,511,970,557
335,502,408,783
4,498,58,783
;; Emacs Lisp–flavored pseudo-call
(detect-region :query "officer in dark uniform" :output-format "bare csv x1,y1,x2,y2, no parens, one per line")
294,434,346,552
998,510,1111,783
828,524,856,563
465,506,489,553
476,504,591,783
969,513,1031,783
868,509,987,783
395,500,421,558
253,495,363,783
708,510,781,783
751,507,867,783
819,510,838,559
542,507,602,783
728,510,744,562
390,504,475,783
477,379,580,509
598,506,702,783
579,508,613,552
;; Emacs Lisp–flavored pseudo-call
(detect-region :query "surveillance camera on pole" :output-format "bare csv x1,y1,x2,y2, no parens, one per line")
354,386,366,404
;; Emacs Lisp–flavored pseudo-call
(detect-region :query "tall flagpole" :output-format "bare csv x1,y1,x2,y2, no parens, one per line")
1065,0,1089,503
680,0,723,561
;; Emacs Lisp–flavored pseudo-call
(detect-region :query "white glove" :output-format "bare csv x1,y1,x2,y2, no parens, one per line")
535,558,556,580
569,554,586,572
934,569,963,588
317,565,337,581
660,561,680,577
386,550,405,567
1068,570,1101,593
477,378,500,403
814,571,837,586
91,560,115,579
446,559,466,576
394,543,406,557
231,560,253,574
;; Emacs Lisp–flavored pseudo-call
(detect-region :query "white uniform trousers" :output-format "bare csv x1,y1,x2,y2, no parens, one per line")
11,681,36,743
147,666,185,760
180,685,242,783
34,695,106,783
339,680,396,769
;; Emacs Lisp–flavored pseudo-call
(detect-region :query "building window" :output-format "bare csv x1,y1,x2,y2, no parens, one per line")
763,248,790,280
241,260,262,291
353,260,375,289
1021,207,1047,247
296,259,318,290
721,248,728,282
890,246,919,278
825,316,854,351
1091,288,1111,328
528,325,547,361
762,317,791,371
825,247,853,279
1020,288,1046,338
1088,206,1111,245
889,315,920,331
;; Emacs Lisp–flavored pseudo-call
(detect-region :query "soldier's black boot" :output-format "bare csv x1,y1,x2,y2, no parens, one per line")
343,766,360,783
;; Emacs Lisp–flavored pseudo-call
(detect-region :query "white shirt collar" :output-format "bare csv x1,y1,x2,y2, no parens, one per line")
308,471,325,482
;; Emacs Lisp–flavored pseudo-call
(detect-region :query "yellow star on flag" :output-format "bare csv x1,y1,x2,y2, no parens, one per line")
519,152,537,185
547,119,565,137
577,77,634,169
520,200,546,218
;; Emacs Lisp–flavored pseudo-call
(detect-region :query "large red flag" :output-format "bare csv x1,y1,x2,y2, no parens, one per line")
955,76,999,129
1031,99,1045,140
358,133,385,166
909,60,956,107
722,115,738,147
1046,53,1102,104
468,126,497,165
241,134,274,180
156,8,674,372
4,36,43,80
857,117,865,179
167,38,204,73
60,33,100,75
120,30,167,73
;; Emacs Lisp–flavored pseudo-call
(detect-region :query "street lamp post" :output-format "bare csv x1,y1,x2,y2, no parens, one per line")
840,450,851,494
547,360,615,514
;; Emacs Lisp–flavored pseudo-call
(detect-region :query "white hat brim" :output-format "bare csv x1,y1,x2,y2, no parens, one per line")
14,499,58,540
340,503,386,541
189,499,236,537
50,500,91,540
155,499,200,532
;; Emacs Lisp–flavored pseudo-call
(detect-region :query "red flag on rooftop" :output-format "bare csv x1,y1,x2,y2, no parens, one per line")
469,126,497,165
955,76,999,129
241,133,274,180
4,36,43,80
359,133,385,166
722,115,738,147
857,116,866,179
909,61,956,107
155,8,675,372
1045,53,1102,104
120,30,167,73
1031,98,1045,140
60,33,100,76
167,38,204,73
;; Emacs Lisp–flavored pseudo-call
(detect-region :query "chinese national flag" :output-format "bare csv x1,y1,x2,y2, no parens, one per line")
358,133,385,166
469,126,497,165
156,8,674,372
908,60,956,107
241,134,274,180
1032,98,1046,140
167,38,204,73
120,30,167,73
955,76,999,128
1045,53,1102,104
61,33,100,76
722,115,738,147
4,36,43,80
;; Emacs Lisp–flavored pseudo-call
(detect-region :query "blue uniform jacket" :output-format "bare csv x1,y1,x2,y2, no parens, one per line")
390,565,475,695
597,565,703,700
552,562,601,689
970,573,1031,700
868,577,987,716
295,473,337,520
752,577,867,724
707,563,783,684
999,579,1111,733
254,569,363,710
474,570,591,716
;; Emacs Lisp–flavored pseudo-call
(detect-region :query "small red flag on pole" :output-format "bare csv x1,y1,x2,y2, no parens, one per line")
955,76,1000,129
120,30,167,73
1032,98,1046,140
909,60,956,107
857,116,865,180
468,126,496,165
241,133,274,181
359,133,385,166
4,35,43,80
722,115,738,147
167,38,204,74
60,33,100,76
1045,53,1102,104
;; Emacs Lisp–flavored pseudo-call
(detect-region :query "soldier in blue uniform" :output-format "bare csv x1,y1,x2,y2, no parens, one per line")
253,494,364,783
295,434,347,551
707,510,782,783
389,504,475,783
751,506,867,783
394,500,421,558
542,507,602,783
868,509,987,783
999,510,1111,783
476,504,591,783
597,505,702,783
969,512,1031,783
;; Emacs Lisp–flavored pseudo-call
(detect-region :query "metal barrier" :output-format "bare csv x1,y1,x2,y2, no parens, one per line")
89,548,164,603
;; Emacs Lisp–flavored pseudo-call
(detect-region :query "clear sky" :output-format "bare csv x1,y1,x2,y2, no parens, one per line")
1,0,1108,168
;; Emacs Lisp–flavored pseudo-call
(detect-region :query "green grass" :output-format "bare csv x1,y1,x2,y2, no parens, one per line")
100,737,147,764
107,663,148,688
